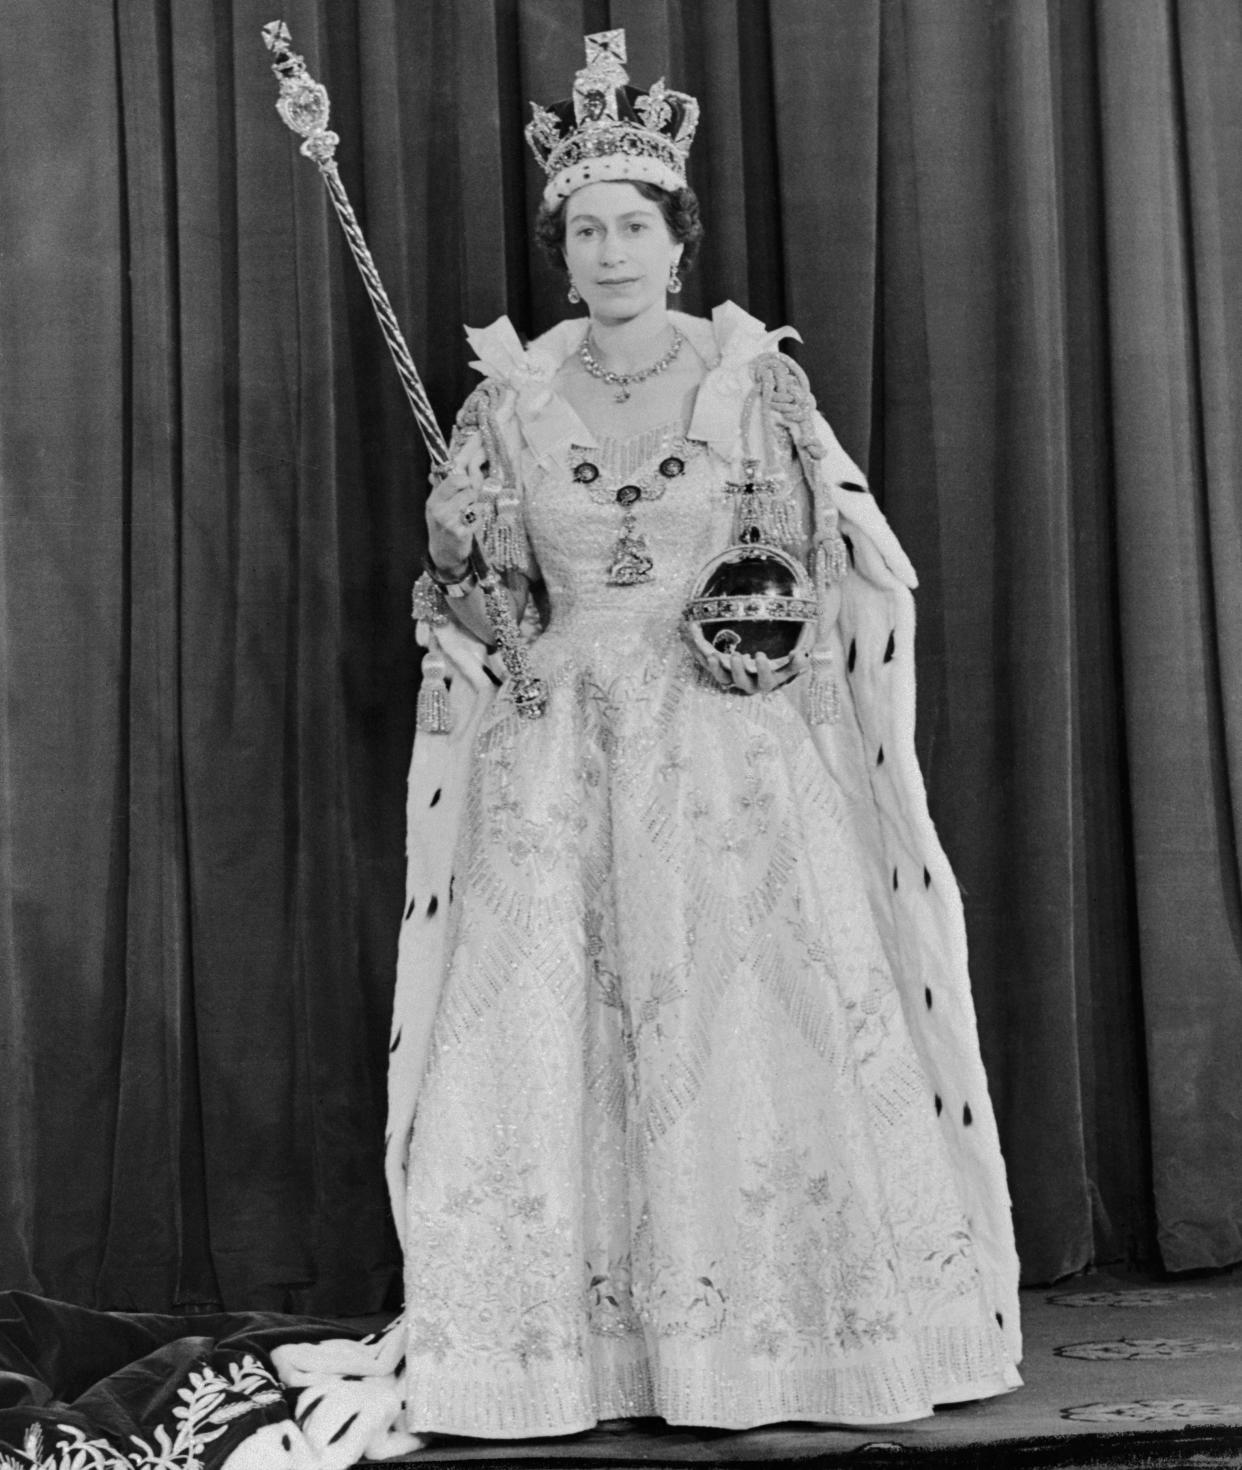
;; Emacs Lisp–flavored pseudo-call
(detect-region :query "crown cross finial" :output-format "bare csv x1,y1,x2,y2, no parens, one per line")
585,30,626,66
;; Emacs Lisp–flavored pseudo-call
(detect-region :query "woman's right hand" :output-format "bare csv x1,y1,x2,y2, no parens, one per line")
680,620,808,694
426,437,488,574
702,647,808,694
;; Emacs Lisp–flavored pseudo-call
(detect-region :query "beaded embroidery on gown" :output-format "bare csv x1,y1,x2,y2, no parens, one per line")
396,407,1018,1436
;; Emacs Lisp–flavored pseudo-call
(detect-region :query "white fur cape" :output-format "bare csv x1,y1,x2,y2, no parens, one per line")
386,302,1022,1364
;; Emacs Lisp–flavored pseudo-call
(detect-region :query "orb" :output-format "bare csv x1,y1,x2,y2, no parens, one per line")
683,544,818,666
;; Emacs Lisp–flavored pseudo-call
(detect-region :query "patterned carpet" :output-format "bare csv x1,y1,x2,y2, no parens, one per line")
389,1271,1242,1468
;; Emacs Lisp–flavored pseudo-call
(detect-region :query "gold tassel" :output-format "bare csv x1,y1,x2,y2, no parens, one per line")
479,479,526,572
764,490,802,548
484,520,524,571
808,650,841,726
416,636,452,734
808,499,844,727
411,572,447,625
814,529,850,585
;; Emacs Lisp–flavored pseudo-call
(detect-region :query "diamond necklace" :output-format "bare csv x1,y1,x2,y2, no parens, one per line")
579,327,685,403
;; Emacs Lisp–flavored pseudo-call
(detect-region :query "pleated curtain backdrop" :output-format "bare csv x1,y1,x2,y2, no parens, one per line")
1,0,1239,1314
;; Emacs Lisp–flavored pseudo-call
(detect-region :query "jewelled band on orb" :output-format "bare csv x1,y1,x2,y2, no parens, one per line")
684,595,819,622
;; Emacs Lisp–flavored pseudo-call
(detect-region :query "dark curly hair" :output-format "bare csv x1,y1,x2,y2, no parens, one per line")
534,181,704,278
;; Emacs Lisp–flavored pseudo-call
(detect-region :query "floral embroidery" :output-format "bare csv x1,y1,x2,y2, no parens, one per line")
594,956,688,1051
731,1139,902,1356
407,1315,453,1364
633,1225,729,1341
845,982,898,1064
586,1255,644,1338
484,736,588,872
685,733,779,861
406,1129,583,1371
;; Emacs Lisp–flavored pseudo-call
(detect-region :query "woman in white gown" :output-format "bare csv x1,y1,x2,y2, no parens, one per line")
273,30,1021,1463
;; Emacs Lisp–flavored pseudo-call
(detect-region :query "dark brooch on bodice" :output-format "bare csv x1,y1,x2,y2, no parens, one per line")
571,439,697,586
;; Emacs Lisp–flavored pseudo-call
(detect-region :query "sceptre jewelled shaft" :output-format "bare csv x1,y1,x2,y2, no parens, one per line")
262,21,548,722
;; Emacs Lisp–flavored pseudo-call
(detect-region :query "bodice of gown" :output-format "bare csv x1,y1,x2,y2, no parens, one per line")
521,418,733,686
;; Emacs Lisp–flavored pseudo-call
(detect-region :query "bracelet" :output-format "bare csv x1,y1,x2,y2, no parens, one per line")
424,557,478,599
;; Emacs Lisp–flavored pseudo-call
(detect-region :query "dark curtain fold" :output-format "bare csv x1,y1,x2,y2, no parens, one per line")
1,0,1239,1313
1095,0,1242,1270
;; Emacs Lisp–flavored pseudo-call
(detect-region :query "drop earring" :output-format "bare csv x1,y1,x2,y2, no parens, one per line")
667,263,682,295
568,283,582,304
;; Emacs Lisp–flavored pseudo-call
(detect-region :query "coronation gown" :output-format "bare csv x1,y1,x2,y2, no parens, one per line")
392,323,1020,1436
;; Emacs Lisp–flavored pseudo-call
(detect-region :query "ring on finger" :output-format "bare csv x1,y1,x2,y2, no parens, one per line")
461,506,478,525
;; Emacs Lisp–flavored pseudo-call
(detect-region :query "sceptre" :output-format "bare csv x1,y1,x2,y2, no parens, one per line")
261,21,548,723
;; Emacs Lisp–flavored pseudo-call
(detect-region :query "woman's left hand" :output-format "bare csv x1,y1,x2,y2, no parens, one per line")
699,647,809,695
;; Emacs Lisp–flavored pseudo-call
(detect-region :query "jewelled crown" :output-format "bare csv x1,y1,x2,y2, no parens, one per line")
525,30,699,205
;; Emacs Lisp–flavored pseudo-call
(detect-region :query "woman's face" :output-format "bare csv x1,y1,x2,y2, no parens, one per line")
563,181,682,325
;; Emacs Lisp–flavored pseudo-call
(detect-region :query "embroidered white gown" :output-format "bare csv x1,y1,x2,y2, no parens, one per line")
396,405,1018,1435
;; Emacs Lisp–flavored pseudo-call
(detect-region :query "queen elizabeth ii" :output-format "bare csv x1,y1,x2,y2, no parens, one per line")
273,30,1021,1462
